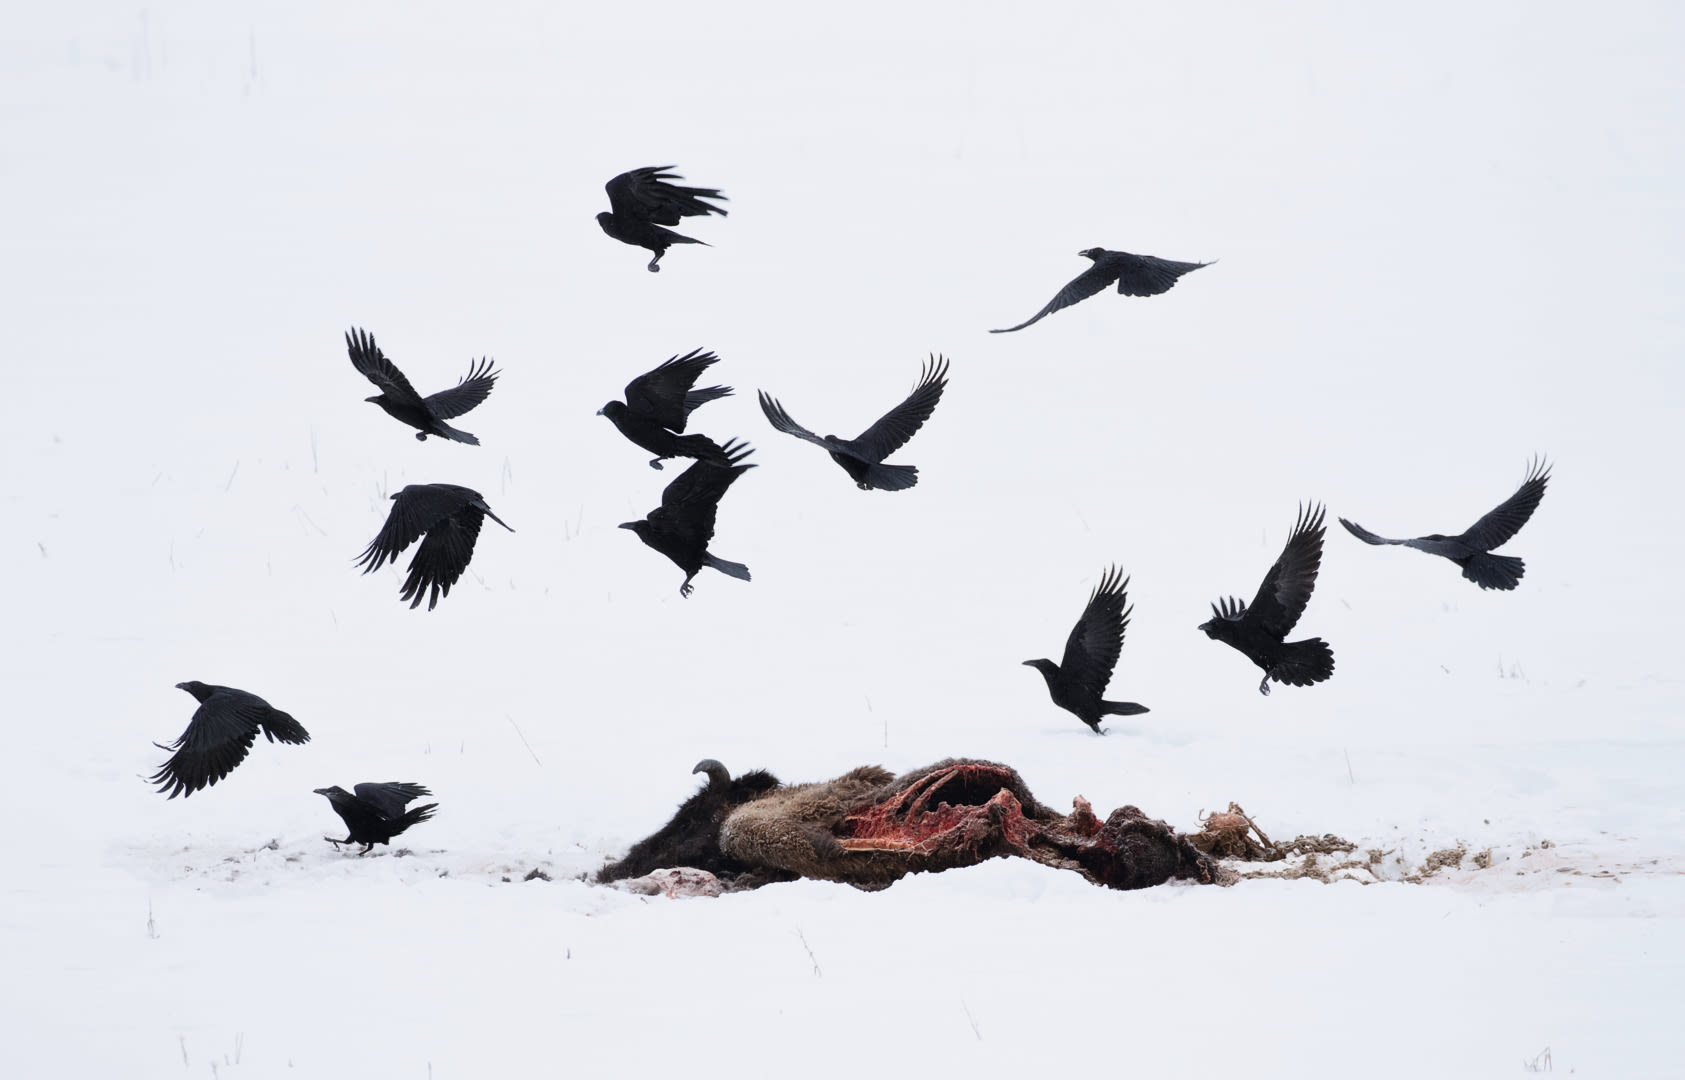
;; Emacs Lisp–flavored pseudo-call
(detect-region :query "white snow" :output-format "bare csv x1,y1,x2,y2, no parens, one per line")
5,2,1684,1076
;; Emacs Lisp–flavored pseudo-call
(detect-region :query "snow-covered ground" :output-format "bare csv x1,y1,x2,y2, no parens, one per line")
6,2,1684,1076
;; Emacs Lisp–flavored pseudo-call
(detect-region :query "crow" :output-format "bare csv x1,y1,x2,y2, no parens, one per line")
1023,565,1149,733
345,327,498,444
598,348,734,469
620,440,754,597
991,248,1211,333
758,355,949,491
1200,503,1335,695
149,682,311,799
1339,457,1551,591
314,782,438,855
596,166,727,272
356,483,514,610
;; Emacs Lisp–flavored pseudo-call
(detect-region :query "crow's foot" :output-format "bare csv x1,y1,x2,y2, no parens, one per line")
648,458,664,470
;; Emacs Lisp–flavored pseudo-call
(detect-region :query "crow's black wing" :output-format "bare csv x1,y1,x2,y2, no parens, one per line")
1339,518,1413,546
434,484,512,533
423,358,499,420
150,690,273,798
1339,517,1466,558
1209,595,1249,622
352,782,433,820
652,440,755,545
605,166,728,226
990,262,1118,333
626,349,722,431
1461,457,1550,552
1246,503,1326,638
356,485,466,573
1108,252,1212,297
758,392,847,454
346,328,427,408
1056,566,1130,700
842,355,950,464
398,508,484,610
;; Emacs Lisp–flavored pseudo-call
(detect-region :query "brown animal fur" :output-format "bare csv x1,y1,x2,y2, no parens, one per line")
605,757,1221,894
718,758,1220,891
719,765,894,886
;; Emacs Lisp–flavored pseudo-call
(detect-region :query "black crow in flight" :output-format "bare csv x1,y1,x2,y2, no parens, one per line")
149,682,311,799
345,327,498,444
357,483,514,610
598,348,734,469
597,166,727,272
620,440,755,597
991,248,1211,333
758,355,949,491
1023,565,1149,734
1200,503,1335,695
1339,457,1551,591
315,782,438,855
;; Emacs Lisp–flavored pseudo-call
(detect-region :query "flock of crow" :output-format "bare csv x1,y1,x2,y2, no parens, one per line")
145,165,1553,853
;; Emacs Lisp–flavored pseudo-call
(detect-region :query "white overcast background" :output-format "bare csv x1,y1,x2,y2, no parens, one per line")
5,2,1683,1077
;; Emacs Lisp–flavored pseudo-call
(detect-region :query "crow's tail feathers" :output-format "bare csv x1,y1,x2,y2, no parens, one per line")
395,803,438,837
678,433,729,463
436,422,480,446
703,553,751,582
1271,638,1335,688
1462,552,1525,591
863,463,919,491
655,226,708,247
1102,701,1150,716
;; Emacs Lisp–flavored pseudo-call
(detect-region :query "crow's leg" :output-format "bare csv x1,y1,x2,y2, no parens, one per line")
646,250,663,273
679,578,695,599
1258,674,1272,696
324,836,349,849
414,432,427,442
648,457,665,470
358,843,375,856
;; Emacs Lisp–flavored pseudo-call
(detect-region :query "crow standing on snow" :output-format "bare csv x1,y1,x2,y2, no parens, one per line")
1200,503,1335,695
598,348,734,469
314,782,438,855
620,440,755,597
596,166,727,272
345,327,499,444
357,483,514,610
758,355,949,491
149,682,311,799
991,248,1211,333
1339,457,1551,591
1023,565,1149,734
